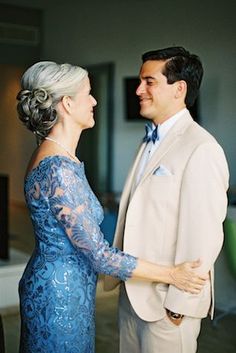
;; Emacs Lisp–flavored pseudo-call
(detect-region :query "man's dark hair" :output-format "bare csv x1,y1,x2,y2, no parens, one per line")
142,46,203,108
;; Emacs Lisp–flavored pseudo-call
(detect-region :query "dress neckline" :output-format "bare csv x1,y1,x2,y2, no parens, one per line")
25,155,84,183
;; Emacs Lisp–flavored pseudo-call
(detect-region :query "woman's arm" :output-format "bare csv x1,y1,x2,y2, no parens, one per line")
132,259,207,294
44,159,207,293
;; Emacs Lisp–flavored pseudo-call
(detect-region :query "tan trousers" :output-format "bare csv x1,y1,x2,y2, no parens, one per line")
118,286,201,353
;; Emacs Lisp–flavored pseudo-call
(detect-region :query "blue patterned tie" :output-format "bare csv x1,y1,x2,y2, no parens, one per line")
143,123,159,144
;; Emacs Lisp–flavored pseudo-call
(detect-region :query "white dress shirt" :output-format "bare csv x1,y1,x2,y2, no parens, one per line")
135,108,188,186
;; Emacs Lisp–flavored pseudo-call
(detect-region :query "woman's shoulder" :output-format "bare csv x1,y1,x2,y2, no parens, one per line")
25,154,83,184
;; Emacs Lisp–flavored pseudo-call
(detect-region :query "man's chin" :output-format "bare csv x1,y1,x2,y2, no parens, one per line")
139,109,153,120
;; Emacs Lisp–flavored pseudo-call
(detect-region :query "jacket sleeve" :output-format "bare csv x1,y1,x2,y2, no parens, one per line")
164,142,229,317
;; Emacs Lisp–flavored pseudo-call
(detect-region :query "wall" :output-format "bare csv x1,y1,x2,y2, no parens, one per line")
0,64,35,202
0,3,42,65
1,0,236,199
42,0,236,192
0,2,42,202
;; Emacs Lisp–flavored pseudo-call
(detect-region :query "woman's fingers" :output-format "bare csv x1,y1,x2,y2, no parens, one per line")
170,260,209,293
192,274,208,285
187,287,202,294
183,273,208,293
189,259,202,268
188,260,209,280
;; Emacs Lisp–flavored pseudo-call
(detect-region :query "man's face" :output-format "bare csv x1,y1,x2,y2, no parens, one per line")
136,60,183,124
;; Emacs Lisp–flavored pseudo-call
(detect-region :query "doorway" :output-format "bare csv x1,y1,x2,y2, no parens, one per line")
76,63,114,197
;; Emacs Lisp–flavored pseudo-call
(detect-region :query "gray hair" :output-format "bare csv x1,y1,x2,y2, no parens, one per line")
16,61,88,143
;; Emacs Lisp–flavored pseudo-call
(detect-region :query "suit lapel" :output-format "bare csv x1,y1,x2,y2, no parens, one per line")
113,142,146,247
118,142,146,212
118,112,193,217
138,112,194,187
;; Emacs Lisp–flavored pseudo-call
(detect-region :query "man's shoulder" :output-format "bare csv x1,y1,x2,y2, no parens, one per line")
177,120,227,163
185,120,219,146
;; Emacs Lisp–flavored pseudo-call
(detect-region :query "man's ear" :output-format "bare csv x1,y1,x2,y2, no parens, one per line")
175,80,187,99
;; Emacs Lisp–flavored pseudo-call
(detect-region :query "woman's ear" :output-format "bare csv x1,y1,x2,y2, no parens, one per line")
61,95,72,114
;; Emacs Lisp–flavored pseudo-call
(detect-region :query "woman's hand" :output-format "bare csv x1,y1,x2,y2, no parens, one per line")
169,259,208,294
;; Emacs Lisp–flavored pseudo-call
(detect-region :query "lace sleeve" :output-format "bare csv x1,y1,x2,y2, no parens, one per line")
47,160,137,281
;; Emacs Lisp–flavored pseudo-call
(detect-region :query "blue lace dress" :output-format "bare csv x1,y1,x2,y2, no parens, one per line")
19,156,137,353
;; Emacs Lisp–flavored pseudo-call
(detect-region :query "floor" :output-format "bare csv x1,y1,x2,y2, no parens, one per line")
1,204,236,352
2,293,236,353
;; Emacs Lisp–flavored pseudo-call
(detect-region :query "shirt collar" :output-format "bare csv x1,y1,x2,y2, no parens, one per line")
155,108,187,141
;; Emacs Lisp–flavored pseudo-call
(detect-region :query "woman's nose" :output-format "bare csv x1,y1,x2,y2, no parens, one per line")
91,95,97,106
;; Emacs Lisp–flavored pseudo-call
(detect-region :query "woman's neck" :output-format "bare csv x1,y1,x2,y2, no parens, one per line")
47,123,82,156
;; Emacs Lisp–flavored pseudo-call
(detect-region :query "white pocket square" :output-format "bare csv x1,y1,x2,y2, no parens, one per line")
153,165,172,176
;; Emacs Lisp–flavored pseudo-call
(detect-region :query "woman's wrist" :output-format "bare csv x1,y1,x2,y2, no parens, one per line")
164,266,174,285
150,264,173,284
156,265,173,285
133,260,173,284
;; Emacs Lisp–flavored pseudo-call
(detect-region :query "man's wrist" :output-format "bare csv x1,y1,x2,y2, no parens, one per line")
166,309,184,320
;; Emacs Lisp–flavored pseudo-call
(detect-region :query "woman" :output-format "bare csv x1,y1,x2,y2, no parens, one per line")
16,61,207,353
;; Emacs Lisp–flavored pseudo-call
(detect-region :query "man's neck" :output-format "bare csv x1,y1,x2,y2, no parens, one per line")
153,105,186,125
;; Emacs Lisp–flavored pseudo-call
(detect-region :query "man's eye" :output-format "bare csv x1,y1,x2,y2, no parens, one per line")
147,81,154,86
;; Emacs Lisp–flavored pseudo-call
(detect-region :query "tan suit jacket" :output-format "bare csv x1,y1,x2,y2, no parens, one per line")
105,111,229,322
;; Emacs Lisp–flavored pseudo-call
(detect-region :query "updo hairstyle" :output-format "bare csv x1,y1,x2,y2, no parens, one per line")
16,61,87,143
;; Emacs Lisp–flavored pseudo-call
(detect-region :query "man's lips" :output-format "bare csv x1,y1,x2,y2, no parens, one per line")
139,97,152,104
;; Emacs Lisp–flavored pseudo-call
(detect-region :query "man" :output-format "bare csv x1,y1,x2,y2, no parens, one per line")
105,46,229,353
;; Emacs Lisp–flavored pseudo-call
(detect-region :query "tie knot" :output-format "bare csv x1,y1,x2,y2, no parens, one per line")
143,124,159,144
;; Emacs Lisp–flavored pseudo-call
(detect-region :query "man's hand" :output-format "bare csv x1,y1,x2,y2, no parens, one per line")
166,309,184,326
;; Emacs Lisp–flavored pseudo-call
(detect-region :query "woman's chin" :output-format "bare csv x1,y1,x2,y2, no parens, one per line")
89,119,95,128
82,119,95,130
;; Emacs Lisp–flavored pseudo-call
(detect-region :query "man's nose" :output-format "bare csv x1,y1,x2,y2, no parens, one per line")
136,82,145,96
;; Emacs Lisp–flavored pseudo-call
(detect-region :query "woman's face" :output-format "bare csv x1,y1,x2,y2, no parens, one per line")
69,76,97,130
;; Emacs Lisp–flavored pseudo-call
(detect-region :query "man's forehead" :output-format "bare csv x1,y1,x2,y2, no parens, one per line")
139,60,166,78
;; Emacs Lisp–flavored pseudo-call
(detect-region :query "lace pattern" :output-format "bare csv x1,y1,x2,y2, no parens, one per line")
19,156,137,353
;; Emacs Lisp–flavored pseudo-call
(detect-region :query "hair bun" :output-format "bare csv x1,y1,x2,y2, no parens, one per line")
16,88,57,142
33,88,52,109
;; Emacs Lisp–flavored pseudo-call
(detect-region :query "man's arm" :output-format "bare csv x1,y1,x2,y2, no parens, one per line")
164,142,229,318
